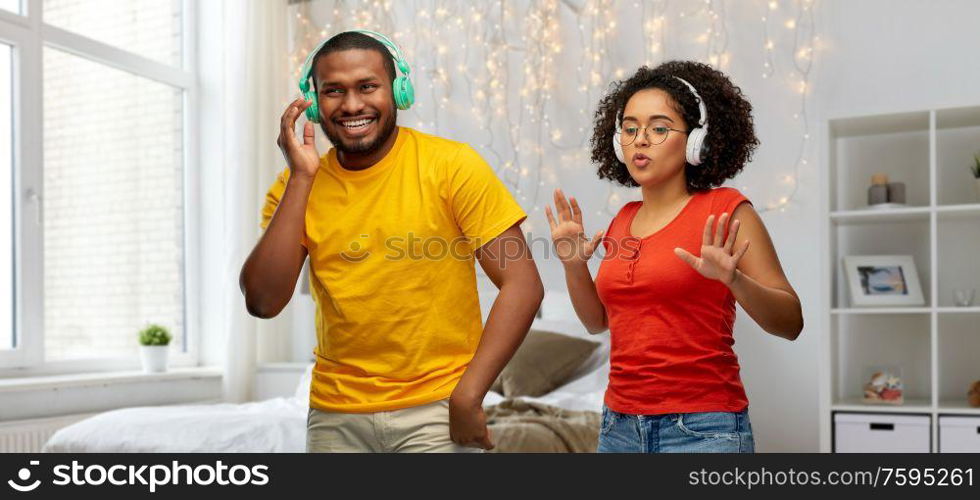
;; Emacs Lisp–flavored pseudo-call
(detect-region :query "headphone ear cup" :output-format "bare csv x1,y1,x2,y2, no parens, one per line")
303,90,320,123
393,76,415,110
686,127,707,166
613,131,625,164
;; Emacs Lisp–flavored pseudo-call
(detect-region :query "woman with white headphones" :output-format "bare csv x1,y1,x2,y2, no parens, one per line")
545,61,804,453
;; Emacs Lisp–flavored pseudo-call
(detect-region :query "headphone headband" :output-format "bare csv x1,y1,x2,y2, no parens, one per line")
671,76,708,130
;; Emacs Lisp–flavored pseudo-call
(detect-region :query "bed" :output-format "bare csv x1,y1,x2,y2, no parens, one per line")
43,319,608,453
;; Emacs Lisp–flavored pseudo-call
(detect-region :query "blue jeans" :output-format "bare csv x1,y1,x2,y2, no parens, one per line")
597,405,755,453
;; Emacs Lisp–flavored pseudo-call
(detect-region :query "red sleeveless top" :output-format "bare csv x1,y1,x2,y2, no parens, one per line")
595,187,752,415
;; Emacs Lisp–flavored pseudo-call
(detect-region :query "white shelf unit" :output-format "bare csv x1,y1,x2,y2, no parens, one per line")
821,105,980,453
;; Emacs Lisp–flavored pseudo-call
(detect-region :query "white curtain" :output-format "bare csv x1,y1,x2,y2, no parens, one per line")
198,0,293,403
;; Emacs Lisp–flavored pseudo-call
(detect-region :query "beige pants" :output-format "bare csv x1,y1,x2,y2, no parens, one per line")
306,398,485,453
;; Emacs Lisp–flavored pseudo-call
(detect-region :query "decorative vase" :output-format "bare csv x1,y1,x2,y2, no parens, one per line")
139,345,169,373
974,178,980,201
868,173,888,206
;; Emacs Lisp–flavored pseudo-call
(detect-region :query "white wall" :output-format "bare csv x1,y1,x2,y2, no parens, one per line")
819,0,980,118
743,0,980,452
282,0,980,452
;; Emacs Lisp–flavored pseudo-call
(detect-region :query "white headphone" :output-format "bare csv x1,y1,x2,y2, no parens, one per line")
613,75,709,166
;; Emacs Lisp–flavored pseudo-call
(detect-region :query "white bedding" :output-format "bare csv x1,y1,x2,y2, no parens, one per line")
43,318,609,453
42,397,309,453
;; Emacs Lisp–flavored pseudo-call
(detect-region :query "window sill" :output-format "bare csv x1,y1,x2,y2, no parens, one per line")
256,362,310,373
0,366,222,393
0,367,224,422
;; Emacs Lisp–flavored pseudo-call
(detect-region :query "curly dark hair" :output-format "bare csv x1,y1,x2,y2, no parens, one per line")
590,60,759,192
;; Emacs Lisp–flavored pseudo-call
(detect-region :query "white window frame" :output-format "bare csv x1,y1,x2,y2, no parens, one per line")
0,0,201,376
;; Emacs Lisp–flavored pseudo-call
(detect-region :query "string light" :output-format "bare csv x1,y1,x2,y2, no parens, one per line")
705,0,729,70
290,0,818,220
757,0,818,213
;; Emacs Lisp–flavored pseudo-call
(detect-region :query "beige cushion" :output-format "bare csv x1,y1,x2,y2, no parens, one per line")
491,329,600,397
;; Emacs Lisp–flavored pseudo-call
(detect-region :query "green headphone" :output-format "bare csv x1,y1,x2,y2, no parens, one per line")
297,29,415,123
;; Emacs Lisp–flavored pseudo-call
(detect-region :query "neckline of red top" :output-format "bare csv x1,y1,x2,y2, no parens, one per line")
625,192,700,241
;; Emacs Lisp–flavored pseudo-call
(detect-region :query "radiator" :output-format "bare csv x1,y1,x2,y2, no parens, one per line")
0,413,95,453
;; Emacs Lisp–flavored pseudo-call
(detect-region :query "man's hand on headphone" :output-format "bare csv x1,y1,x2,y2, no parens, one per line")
277,97,321,180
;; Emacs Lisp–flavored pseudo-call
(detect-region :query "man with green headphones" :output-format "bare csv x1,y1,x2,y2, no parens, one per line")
240,30,543,452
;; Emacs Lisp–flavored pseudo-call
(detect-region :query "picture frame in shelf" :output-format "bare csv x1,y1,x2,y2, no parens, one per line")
843,255,925,307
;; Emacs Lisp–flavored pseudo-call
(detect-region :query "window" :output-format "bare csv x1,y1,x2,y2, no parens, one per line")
42,48,185,361
0,43,11,351
0,1,197,372
44,0,181,67
0,0,21,16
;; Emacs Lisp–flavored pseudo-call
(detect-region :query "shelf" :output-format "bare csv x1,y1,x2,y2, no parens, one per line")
832,307,980,314
831,125,930,210
938,400,980,415
828,205,980,224
936,105,980,129
833,399,980,415
832,398,933,414
937,315,980,418
936,216,980,308
830,206,931,225
936,109,980,205
832,307,931,315
936,204,980,218
829,111,930,138
825,104,980,453
936,307,980,314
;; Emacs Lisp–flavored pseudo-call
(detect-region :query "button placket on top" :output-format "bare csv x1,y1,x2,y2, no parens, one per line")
627,240,641,284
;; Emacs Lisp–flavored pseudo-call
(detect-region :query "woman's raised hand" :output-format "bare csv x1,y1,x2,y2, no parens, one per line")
674,212,750,286
545,189,605,266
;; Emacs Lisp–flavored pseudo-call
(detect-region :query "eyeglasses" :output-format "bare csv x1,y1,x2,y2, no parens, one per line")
616,124,688,147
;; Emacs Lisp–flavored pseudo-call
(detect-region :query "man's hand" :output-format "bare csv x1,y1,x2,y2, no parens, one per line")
448,391,494,450
276,97,320,179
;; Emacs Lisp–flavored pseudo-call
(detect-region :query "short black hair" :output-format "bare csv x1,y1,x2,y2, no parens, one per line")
590,60,759,192
310,31,397,93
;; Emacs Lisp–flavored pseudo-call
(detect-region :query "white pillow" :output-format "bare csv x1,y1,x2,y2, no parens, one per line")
294,362,315,402
482,390,505,407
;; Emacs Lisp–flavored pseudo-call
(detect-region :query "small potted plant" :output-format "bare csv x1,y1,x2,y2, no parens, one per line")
138,324,172,373
972,153,980,200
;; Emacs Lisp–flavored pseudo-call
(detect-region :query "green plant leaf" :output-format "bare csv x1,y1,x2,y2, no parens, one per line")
138,324,172,346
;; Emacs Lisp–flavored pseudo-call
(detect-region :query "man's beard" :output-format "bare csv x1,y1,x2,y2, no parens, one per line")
321,109,397,155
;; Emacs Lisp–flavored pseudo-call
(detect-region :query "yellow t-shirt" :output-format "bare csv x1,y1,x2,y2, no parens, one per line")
260,127,526,413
